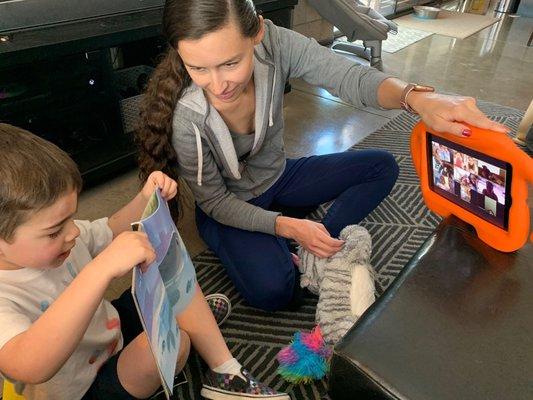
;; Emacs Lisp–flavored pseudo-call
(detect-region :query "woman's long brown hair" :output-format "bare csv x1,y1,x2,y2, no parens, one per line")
136,0,261,219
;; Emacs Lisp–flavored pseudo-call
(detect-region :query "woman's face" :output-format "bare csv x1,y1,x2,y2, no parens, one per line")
177,18,264,106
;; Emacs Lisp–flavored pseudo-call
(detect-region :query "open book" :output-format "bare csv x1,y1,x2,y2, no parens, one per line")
131,188,196,399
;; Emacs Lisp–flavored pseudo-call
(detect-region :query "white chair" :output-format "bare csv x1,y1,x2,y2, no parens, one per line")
307,0,398,69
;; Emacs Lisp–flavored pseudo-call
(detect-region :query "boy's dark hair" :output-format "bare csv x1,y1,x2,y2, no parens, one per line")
0,124,82,241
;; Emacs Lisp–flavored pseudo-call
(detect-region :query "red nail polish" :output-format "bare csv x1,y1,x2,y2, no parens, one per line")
462,129,472,137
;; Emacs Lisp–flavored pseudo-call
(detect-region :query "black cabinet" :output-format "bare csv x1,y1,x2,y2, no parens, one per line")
0,1,297,185
0,49,135,183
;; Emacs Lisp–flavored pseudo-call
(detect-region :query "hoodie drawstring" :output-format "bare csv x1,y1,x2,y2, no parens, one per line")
192,123,203,186
192,66,274,186
269,68,276,127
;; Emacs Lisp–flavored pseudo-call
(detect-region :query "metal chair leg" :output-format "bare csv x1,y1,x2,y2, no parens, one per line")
331,39,383,70
364,40,383,68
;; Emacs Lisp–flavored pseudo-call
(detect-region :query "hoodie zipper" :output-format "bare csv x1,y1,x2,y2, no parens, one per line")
241,158,257,184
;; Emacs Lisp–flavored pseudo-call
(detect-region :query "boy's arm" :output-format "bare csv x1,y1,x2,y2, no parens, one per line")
107,191,151,238
0,232,155,384
0,260,111,384
107,172,178,238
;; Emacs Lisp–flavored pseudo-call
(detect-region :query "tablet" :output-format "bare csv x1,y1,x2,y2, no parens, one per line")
427,133,512,230
411,122,533,252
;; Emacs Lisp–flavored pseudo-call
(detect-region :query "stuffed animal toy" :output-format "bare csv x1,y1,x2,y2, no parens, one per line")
297,225,375,344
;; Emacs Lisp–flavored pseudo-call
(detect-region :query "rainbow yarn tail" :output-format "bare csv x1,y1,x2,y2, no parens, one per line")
276,325,333,384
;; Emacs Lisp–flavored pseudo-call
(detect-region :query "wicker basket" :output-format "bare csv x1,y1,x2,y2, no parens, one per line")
114,65,154,133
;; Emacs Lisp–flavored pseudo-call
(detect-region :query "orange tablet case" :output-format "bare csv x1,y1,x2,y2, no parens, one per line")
411,122,533,252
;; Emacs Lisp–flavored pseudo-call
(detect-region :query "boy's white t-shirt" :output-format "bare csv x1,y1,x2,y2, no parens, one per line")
0,218,124,400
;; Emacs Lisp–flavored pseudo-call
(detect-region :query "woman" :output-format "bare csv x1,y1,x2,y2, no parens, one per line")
136,0,508,311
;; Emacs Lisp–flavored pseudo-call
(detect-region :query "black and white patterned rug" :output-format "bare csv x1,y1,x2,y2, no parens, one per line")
173,102,526,400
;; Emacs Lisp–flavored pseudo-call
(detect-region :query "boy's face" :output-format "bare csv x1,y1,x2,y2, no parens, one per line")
0,190,80,270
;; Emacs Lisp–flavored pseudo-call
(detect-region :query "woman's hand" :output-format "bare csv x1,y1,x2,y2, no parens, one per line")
275,216,344,258
141,171,178,201
409,92,508,137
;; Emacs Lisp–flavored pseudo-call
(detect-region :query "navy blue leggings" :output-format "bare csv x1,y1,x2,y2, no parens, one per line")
196,150,399,311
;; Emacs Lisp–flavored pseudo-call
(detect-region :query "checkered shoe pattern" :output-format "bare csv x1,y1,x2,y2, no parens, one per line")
205,293,232,326
201,367,290,399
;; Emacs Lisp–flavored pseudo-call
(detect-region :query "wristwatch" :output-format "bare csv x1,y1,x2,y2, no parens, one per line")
400,83,435,114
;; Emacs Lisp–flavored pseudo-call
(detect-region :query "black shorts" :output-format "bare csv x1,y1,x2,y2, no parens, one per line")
81,289,143,400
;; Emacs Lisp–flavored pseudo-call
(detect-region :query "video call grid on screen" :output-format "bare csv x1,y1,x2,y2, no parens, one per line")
427,133,512,230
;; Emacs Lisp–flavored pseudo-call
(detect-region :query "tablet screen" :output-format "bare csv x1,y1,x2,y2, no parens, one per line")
427,133,512,230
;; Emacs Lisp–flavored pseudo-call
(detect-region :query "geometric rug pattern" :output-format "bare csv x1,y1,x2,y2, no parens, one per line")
172,101,525,399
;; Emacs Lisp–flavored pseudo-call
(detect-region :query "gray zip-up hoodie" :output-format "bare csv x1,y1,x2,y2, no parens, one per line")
171,20,392,236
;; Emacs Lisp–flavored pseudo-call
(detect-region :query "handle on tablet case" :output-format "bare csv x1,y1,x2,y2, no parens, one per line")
411,122,533,252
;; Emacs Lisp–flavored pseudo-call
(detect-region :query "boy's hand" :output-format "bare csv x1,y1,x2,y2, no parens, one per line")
94,231,156,280
142,171,178,201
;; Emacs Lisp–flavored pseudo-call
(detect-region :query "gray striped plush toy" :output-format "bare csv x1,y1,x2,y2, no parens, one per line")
297,225,375,344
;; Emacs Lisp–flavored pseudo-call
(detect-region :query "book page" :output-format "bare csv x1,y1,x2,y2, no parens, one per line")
131,189,197,398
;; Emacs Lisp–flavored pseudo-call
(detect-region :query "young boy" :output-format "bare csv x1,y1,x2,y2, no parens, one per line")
0,124,290,400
